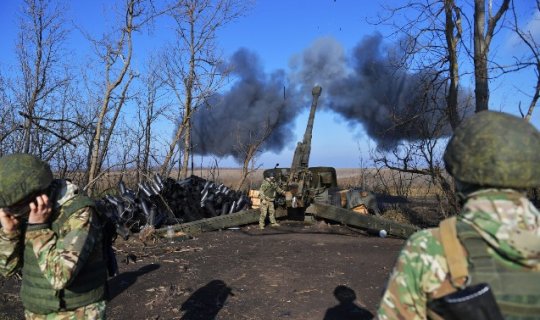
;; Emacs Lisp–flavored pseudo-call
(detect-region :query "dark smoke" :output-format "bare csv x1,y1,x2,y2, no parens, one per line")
192,33,466,162
191,48,303,161
291,34,454,150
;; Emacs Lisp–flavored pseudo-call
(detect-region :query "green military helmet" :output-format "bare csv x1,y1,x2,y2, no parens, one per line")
0,153,53,208
443,110,540,189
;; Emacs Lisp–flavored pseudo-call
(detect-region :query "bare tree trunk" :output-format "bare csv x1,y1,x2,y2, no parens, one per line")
160,0,249,177
181,39,195,179
142,99,153,175
473,0,510,112
473,0,488,112
525,73,540,122
160,119,187,177
445,0,461,129
234,118,276,191
86,0,137,194
236,144,259,192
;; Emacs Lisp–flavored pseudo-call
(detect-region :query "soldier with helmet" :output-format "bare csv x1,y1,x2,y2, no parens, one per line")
0,154,107,319
377,111,540,319
258,171,286,229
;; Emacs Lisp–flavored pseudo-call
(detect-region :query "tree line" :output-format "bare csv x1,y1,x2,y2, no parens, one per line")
1,0,539,208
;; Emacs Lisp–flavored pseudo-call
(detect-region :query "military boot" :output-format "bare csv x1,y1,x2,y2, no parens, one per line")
271,223,280,227
259,224,265,230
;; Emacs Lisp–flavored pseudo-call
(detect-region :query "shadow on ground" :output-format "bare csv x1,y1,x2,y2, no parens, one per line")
107,263,161,300
180,279,234,320
324,285,374,320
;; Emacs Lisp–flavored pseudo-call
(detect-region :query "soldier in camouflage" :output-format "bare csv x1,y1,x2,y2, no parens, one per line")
0,154,107,320
259,172,285,229
377,111,540,319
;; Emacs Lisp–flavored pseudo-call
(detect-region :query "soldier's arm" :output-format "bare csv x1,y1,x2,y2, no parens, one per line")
0,229,23,277
377,229,447,320
24,206,98,290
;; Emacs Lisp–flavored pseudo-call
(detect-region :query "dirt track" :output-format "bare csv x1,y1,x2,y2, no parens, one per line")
0,220,404,320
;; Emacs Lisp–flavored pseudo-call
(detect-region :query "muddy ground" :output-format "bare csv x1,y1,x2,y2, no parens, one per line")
0,220,404,320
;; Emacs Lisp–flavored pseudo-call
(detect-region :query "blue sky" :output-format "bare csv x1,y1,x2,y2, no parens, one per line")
1,1,539,168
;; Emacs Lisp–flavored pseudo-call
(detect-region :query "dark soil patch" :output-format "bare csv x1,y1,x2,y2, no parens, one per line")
0,220,404,320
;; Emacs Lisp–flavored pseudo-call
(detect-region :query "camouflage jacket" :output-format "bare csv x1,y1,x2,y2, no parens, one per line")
377,189,540,320
0,180,99,289
259,178,285,201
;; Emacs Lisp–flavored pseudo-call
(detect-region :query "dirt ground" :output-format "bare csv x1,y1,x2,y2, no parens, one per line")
0,220,404,320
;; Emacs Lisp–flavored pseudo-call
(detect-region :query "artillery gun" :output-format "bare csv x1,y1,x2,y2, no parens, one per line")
261,86,403,227
148,86,419,239
262,86,340,219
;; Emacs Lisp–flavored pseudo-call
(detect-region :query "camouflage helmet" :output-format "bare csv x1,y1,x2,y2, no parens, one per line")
0,154,53,207
443,111,540,188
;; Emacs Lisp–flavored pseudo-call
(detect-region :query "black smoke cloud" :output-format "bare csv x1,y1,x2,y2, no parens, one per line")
192,33,462,162
191,48,303,161
291,34,453,150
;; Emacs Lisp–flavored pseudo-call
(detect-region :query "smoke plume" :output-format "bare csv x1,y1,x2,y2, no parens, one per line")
290,34,453,150
191,33,463,162
191,48,302,161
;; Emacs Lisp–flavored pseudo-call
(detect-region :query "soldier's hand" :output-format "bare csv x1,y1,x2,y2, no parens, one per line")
0,209,21,234
28,194,52,224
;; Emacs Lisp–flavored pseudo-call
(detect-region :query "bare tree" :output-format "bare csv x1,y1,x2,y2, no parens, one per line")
85,0,141,194
473,0,510,112
131,62,169,183
233,119,275,191
0,0,93,167
444,0,463,129
510,1,540,121
17,0,70,153
369,0,517,215
10,0,72,156
377,0,466,129
159,0,251,178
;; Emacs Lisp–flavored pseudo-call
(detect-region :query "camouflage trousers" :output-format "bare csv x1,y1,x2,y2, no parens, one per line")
24,300,106,320
259,199,277,227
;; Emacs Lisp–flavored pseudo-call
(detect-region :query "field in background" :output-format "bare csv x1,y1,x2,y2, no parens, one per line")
192,167,443,197
76,167,447,228
77,167,443,197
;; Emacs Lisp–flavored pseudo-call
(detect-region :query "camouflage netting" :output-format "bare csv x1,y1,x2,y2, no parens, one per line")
443,111,540,189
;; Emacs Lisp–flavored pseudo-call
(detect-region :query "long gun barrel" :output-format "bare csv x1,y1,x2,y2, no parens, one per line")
290,86,322,171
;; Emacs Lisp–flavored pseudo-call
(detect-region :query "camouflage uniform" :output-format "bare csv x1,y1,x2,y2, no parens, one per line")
259,177,285,229
24,300,106,320
377,111,540,319
377,189,540,319
0,156,107,320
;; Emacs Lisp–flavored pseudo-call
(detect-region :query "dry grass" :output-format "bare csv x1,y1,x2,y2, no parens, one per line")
72,167,445,199
65,166,448,228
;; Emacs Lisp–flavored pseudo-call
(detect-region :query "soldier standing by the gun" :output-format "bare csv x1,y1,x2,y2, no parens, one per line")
377,111,540,319
259,172,285,229
0,154,108,319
